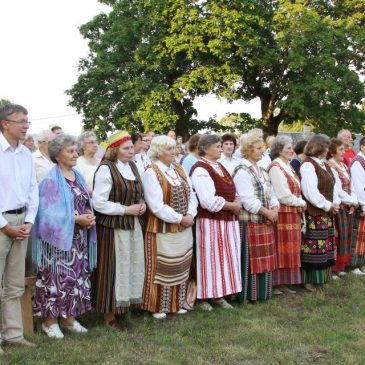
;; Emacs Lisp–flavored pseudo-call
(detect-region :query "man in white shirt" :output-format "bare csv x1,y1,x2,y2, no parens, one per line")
0,104,39,352
33,130,55,183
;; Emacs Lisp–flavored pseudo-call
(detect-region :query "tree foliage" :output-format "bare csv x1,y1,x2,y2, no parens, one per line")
68,0,365,138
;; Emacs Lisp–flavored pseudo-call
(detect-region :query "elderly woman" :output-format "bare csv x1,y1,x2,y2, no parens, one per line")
349,137,365,274
33,130,55,184
92,131,145,330
300,134,340,290
268,136,306,294
33,134,97,339
327,138,358,278
218,133,240,176
190,134,241,311
233,134,279,301
142,135,197,318
76,131,101,196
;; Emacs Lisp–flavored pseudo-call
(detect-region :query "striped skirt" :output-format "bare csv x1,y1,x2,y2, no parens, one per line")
195,218,242,300
350,208,365,267
301,214,335,284
237,221,273,303
333,208,353,272
273,212,302,285
142,231,191,313
92,224,144,314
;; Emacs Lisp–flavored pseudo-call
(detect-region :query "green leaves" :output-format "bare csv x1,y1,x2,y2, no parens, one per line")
68,0,365,138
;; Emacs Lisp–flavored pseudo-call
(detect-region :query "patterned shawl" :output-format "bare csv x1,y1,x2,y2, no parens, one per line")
32,165,97,273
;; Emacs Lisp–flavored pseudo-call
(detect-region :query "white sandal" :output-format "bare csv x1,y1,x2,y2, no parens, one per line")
61,320,88,333
42,323,64,339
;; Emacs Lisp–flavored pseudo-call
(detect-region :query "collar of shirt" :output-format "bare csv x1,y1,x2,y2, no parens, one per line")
155,159,173,173
312,156,325,166
0,132,24,154
116,160,131,170
241,158,253,168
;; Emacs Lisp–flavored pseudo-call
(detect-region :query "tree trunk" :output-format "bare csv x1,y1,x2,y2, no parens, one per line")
259,93,282,136
171,98,190,141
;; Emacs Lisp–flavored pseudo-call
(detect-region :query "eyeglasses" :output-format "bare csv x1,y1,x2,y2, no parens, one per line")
4,119,31,126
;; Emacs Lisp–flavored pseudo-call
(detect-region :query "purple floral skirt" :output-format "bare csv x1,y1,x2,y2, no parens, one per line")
33,228,92,318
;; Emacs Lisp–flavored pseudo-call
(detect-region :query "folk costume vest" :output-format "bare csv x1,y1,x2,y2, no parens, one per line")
303,157,335,217
328,160,351,195
268,161,301,214
233,163,272,223
94,160,143,229
190,160,237,221
145,162,190,234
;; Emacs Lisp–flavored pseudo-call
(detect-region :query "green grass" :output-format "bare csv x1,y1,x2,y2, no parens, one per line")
3,275,365,365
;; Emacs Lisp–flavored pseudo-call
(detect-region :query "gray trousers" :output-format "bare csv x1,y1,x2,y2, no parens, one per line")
0,212,27,342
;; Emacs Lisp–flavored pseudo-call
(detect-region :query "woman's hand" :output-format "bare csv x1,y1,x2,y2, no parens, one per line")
76,213,96,228
180,214,194,228
125,203,146,216
265,209,278,223
330,203,340,214
231,197,241,216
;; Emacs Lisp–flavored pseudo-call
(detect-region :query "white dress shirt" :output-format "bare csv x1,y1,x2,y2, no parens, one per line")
233,158,279,214
134,152,150,176
300,157,341,212
350,152,365,211
93,160,137,216
32,150,55,184
0,132,39,228
190,159,230,213
268,158,306,207
142,160,198,223
218,153,240,176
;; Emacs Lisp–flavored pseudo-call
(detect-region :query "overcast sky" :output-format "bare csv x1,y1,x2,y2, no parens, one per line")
0,0,260,136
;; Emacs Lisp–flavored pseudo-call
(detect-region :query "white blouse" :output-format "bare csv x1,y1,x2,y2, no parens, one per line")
190,158,230,213
76,156,101,191
268,158,306,207
233,158,279,214
142,160,198,224
350,152,365,211
93,160,136,216
217,153,240,176
300,157,341,212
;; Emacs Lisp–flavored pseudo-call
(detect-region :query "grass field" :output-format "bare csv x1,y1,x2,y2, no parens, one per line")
3,274,365,365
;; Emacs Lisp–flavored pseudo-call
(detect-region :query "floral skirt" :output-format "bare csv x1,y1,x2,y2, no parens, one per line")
33,228,92,318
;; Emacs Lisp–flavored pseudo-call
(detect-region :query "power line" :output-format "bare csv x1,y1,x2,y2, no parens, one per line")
31,113,80,121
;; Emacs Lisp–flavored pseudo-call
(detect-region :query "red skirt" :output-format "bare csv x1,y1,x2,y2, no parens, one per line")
247,222,276,274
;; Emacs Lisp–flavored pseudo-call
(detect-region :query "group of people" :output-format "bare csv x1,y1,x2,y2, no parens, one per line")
1,103,365,353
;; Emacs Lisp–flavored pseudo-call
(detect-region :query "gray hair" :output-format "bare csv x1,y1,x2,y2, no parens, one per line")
0,104,28,132
337,129,351,139
270,135,293,159
198,134,221,156
48,134,77,164
149,135,176,161
77,130,97,156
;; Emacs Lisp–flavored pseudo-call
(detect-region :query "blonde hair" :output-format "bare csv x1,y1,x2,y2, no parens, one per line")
149,135,176,161
240,134,263,158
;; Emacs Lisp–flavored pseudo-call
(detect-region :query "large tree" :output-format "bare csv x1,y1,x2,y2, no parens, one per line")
69,0,365,137
68,0,202,139
167,0,365,135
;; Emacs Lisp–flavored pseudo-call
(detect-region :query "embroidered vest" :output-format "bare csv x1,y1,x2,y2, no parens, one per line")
268,161,301,214
94,160,143,229
303,157,335,217
190,161,237,221
328,160,351,195
233,163,272,223
350,154,365,172
145,162,190,234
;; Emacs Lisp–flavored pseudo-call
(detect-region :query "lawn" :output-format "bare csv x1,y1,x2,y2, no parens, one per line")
3,275,365,365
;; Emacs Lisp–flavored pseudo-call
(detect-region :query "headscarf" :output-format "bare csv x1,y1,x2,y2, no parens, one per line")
100,130,131,151
32,165,97,274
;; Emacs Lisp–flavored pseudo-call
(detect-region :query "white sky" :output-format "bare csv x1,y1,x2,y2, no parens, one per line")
0,0,261,136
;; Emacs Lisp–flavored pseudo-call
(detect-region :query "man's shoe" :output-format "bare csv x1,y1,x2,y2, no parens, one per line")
6,338,36,347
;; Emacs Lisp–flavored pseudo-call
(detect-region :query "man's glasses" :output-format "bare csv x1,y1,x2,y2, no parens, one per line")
4,119,31,126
